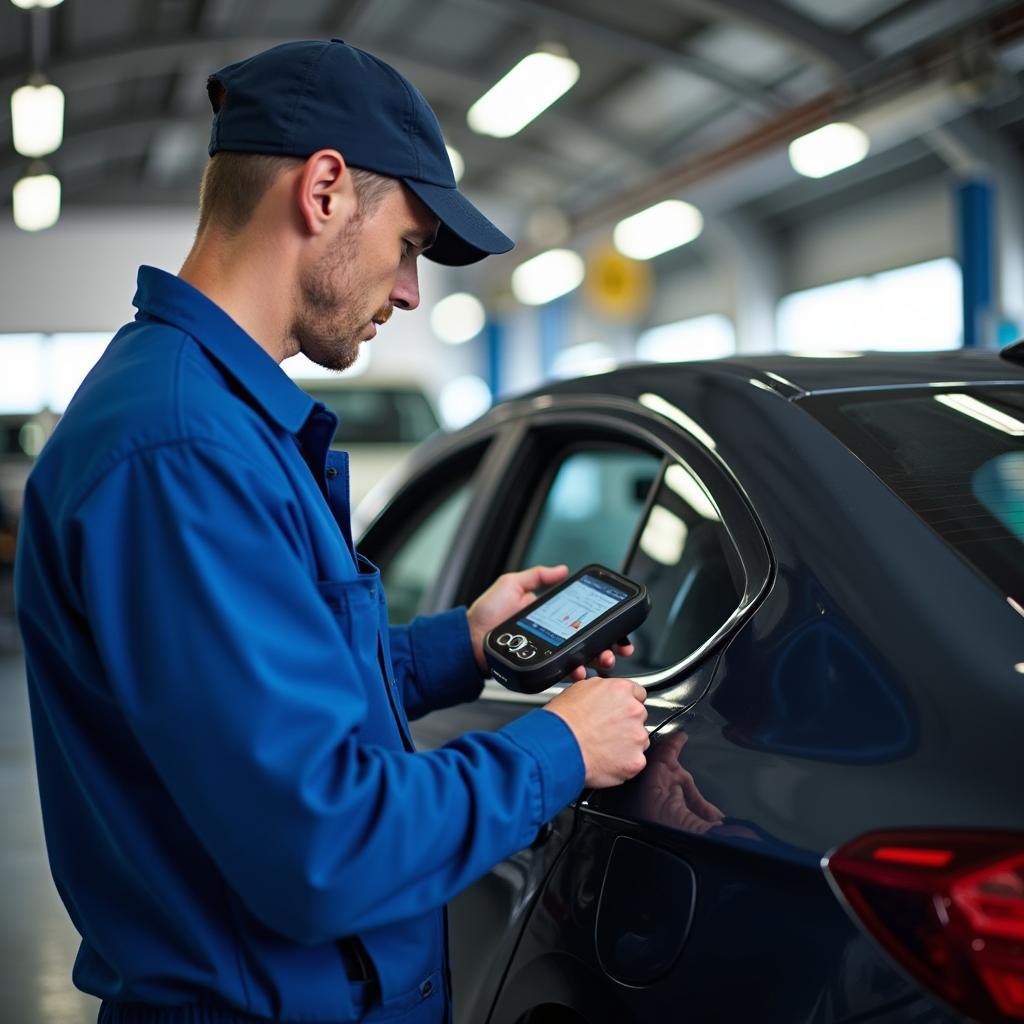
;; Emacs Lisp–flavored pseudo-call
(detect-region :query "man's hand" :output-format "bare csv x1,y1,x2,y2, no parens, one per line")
467,564,634,676
544,676,649,788
637,731,724,833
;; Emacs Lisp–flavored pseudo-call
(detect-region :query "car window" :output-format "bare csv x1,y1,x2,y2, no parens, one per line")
518,448,660,574
801,385,1024,605
624,463,746,674
379,481,472,624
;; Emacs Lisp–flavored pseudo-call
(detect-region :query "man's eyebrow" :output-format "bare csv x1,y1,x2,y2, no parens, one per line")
411,221,440,250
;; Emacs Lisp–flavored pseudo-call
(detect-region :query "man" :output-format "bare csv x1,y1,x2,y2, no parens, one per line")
15,40,649,1024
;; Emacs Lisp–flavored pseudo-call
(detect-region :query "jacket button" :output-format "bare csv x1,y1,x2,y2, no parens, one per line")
419,979,433,998
326,467,338,479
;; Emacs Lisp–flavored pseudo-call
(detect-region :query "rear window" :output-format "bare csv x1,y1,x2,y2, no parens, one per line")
801,385,1024,605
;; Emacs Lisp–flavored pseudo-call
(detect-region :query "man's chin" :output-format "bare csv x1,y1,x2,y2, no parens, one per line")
298,340,361,374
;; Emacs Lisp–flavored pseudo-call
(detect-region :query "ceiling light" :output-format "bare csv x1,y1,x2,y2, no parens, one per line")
613,200,703,260
511,248,584,306
11,81,65,158
13,171,61,231
935,394,1024,436
467,49,579,138
10,0,65,7
439,375,492,430
445,145,464,183
788,122,869,179
430,292,485,345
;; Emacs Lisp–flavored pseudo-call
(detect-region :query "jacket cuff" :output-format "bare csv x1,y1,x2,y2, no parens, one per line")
408,607,483,708
500,709,586,826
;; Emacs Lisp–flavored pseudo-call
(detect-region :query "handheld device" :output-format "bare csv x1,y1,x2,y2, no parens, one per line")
484,564,650,694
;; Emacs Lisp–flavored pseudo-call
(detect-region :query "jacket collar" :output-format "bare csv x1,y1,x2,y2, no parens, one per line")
132,265,317,435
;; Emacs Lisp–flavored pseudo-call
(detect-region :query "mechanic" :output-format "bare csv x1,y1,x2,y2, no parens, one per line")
15,39,650,1024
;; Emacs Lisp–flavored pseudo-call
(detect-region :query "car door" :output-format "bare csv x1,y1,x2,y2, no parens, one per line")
359,391,772,1024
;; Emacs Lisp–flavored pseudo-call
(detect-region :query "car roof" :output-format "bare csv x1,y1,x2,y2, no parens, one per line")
528,349,1024,403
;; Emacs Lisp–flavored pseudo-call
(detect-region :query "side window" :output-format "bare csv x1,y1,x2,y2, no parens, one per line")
625,462,745,674
378,482,472,624
519,449,660,573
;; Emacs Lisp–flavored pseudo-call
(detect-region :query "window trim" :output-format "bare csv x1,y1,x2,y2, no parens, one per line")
469,396,773,704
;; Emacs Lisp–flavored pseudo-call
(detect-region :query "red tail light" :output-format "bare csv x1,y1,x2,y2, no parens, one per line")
824,831,1024,1023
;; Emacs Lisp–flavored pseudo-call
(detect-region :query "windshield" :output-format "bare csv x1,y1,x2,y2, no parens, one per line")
801,385,1024,606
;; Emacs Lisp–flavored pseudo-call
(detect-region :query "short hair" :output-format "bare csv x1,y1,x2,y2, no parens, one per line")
196,152,397,235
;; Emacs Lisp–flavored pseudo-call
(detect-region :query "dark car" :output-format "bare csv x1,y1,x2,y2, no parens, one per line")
356,348,1024,1024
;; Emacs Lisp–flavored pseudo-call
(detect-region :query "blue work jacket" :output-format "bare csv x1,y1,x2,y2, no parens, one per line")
15,266,585,1023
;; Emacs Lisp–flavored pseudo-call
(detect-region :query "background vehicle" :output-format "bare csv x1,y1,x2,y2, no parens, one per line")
0,412,56,651
357,348,1024,1024
295,380,442,508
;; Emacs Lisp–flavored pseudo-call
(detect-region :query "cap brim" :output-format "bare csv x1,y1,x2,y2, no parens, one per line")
403,179,514,267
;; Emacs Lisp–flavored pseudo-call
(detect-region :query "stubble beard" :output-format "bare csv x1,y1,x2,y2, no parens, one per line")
292,218,369,373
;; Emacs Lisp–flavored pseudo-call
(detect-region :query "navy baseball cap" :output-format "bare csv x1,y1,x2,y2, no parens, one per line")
206,39,513,267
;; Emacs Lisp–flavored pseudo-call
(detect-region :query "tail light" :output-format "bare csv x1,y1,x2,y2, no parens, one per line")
824,830,1024,1023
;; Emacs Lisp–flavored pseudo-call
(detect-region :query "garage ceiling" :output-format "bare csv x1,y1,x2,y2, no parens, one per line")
2,0,1024,243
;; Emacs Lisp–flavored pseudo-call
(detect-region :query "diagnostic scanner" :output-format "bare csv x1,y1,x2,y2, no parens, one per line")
484,564,650,694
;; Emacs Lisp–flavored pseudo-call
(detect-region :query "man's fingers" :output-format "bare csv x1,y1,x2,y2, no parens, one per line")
633,682,647,702
514,564,568,593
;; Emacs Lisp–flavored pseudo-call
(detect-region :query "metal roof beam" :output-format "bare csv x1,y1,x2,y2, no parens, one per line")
672,0,872,73
453,0,788,113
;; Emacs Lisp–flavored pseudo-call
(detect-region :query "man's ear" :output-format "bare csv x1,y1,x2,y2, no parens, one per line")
296,149,358,235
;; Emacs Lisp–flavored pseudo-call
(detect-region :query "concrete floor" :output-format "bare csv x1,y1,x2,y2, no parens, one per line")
1,649,100,1023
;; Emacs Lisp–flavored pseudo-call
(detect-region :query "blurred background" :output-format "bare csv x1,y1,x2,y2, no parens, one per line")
2,0,1024,1020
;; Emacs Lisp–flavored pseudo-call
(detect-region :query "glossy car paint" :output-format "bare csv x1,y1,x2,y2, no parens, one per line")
359,352,1024,1024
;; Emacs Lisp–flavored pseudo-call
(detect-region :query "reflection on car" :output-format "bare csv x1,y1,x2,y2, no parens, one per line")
358,348,1024,1024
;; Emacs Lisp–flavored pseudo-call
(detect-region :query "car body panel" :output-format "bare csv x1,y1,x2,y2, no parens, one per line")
362,352,1024,1024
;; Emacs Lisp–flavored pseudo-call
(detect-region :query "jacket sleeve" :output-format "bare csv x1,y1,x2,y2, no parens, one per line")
387,613,484,721
73,439,585,946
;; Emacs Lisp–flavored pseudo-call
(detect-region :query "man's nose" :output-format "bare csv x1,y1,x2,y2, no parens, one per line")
390,261,420,311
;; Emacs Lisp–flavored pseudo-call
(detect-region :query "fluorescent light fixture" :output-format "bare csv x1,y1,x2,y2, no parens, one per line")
430,292,486,345
614,200,703,260
511,248,584,306
439,375,492,430
788,122,869,179
664,464,720,521
935,394,1024,436
468,50,579,138
11,81,64,157
13,171,61,231
445,144,464,183
11,0,65,7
